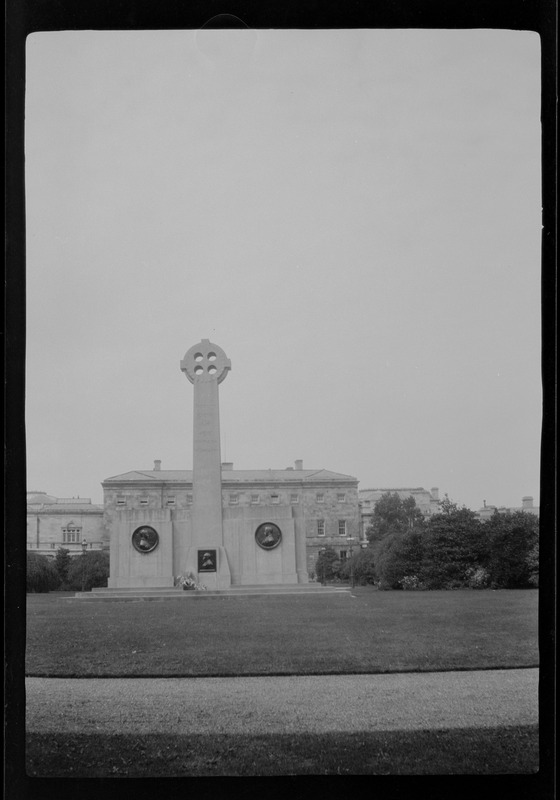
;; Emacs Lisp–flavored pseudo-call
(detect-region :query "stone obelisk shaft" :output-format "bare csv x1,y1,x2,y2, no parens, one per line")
180,339,231,551
192,376,223,545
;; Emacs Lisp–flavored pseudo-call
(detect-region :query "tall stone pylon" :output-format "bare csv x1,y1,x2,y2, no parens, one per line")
180,339,232,589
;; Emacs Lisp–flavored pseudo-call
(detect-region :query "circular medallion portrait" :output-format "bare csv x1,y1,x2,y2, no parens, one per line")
131,525,159,554
255,522,282,550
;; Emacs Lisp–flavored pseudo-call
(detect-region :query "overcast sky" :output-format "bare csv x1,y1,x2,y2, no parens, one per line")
25,29,541,510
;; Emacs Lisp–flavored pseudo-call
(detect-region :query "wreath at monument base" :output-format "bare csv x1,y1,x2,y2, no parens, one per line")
174,573,208,591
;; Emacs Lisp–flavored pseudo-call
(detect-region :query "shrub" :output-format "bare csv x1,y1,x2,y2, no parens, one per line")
399,575,425,590
54,547,72,587
375,529,424,589
420,508,487,589
65,550,110,591
526,538,539,587
339,548,377,585
485,512,539,588
464,566,491,589
315,547,339,582
27,553,60,593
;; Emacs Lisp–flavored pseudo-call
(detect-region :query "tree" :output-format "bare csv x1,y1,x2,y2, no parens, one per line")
437,494,460,515
375,529,425,589
27,553,60,593
339,547,377,585
373,497,489,590
65,550,110,591
366,493,425,586
526,535,539,587
54,547,72,587
315,547,339,583
484,511,539,588
420,505,486,589
366,493,424,552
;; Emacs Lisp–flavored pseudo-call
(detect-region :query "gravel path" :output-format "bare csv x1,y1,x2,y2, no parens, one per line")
26,669,538,735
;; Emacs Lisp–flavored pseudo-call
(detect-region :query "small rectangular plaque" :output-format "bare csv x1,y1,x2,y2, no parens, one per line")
198,549,217,573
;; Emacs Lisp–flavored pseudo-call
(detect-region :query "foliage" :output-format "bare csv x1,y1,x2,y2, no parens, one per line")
54,548,72,587
65,550,110,591
339,548,377,585
27,553,60,593
367,493,425,547
315,546,340,582
372,497,540,591
464,566,491,589
174,573,208,591
375,529,425,589
526,537,539,587
399,575,425,590
484,511,539,588
437,494,461,514
420,506,487,589
366,494,425,580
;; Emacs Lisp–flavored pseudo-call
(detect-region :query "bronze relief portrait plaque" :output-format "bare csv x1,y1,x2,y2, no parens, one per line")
255,523,282,550
131,525,159,554
198,549,217,572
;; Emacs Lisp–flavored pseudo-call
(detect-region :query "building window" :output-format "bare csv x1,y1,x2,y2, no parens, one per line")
337,493,345,503
186,494,193,505
340,550,348,561
51,542,56,549
166,496,176,506
290,494,299,504
338,520,347,536
116,496,126,506
317,519,325,536
316,493,325,503
140,497,149,506
250,494,260,504
271,494,280,504
62,527,82,543
229,494,239,505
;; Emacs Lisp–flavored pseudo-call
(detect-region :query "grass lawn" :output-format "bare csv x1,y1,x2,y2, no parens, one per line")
26,588,538,676
26,725,539,776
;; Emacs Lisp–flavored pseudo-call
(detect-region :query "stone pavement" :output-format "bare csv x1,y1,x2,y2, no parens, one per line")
26,668,538,735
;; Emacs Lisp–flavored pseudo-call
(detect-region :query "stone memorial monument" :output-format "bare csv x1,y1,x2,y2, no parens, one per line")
104,338,360,591
180,339,232,590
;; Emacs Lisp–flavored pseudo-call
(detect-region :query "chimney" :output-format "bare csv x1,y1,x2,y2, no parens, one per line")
154,460,161,471
295,459,303,470
431,487,439,500
221,462,234,471
522,496,533,509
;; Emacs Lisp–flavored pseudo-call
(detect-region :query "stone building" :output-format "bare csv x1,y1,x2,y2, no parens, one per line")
102,459,361,586
476,496,539,521
26,491,108,558
359,486,440,531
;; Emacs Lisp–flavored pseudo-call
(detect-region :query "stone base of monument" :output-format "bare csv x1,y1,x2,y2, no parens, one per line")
182,545,232,590
107,509,174,589
65,584,352,601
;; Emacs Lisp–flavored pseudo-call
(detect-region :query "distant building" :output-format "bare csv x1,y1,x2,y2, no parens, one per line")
102,459,362,582
476,496,539,521
26,492,108,558
359,486,440,531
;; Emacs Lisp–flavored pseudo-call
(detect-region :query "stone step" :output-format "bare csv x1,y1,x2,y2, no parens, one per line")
89,583,344,594
65,584,352,601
